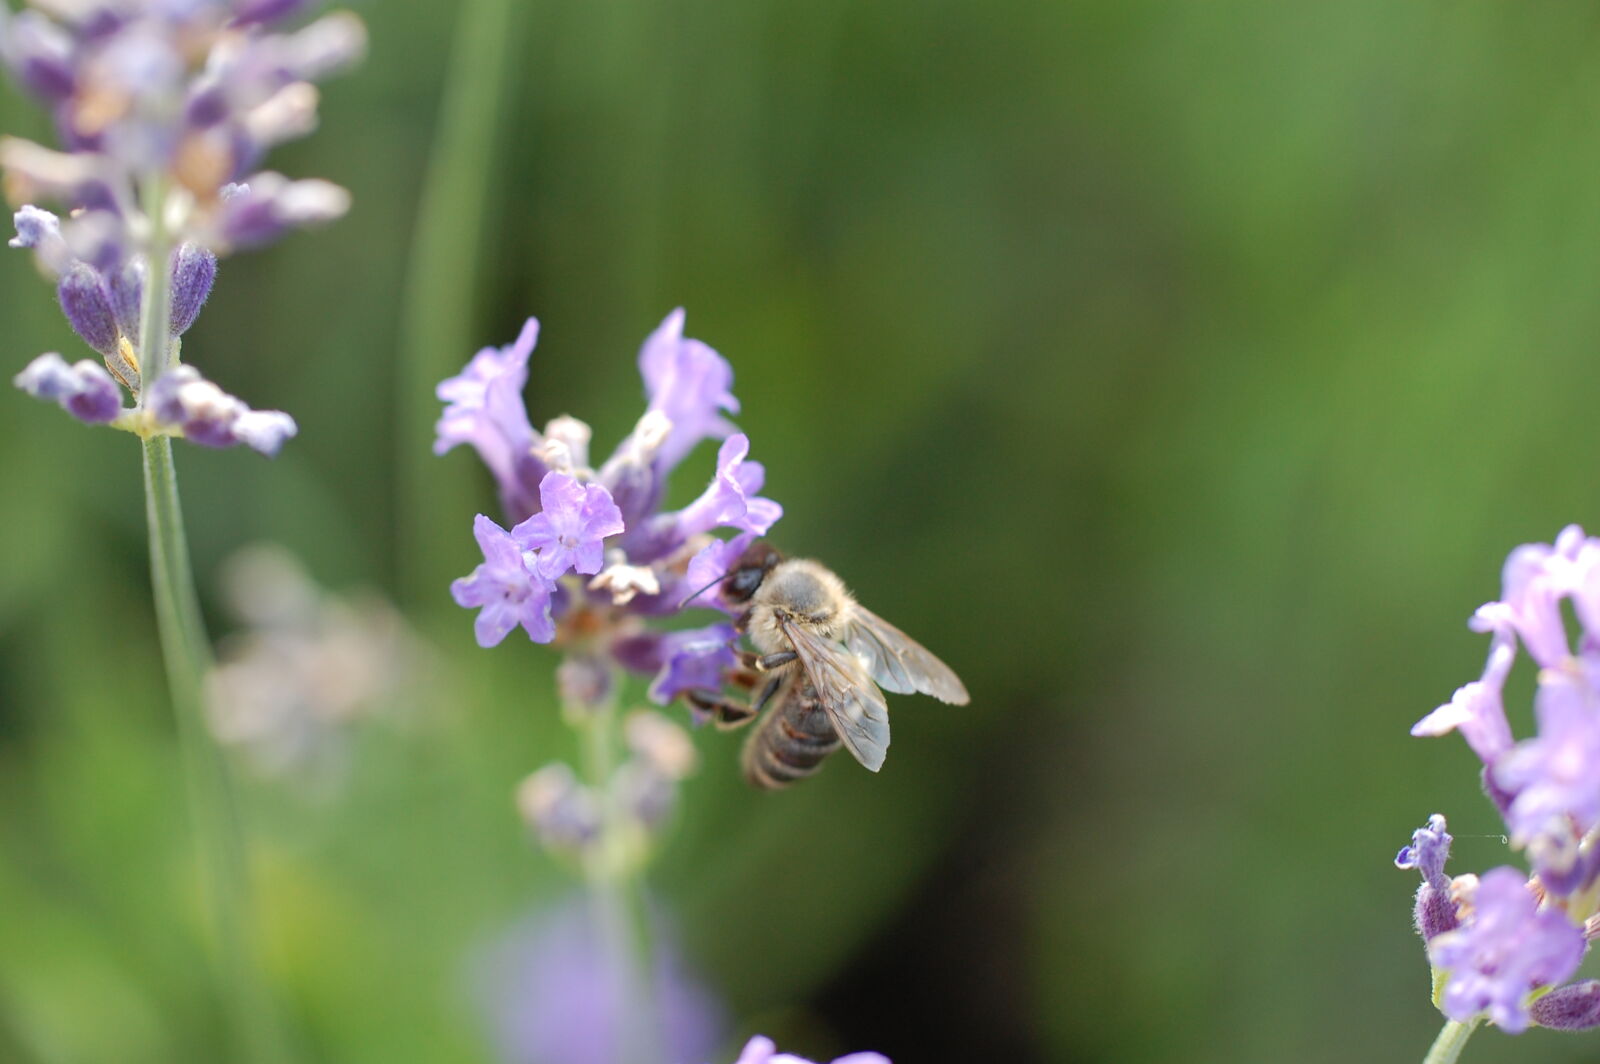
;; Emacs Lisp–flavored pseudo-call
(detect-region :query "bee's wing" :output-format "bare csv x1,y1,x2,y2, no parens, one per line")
779,615,891,772
846,605,970,705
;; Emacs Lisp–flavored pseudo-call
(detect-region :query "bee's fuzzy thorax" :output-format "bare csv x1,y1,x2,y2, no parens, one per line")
747,559,856,652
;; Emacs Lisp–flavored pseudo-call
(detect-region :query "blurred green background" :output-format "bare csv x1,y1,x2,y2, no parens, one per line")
6,1,1600,1061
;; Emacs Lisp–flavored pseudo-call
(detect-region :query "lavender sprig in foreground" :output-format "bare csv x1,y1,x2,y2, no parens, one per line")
1,5,363,1061
1399,526,1600,1061
439,311,790,1062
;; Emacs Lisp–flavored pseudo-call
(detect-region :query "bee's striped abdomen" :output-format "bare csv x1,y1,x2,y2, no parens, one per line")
742,678,841,789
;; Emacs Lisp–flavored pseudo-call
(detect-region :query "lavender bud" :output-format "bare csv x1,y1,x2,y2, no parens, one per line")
624,711,697,780
1396,815,1459,941
56,263,120,356
218,174,350,249
516,764,599,850
615,761,677,830
14,352,122,424
147,365,297,456
106,257,144,339
556,655,613,711
231,410,297,457
168,243,217,336
1531,981,1600,1030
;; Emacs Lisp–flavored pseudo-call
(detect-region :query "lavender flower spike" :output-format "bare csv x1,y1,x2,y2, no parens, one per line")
1427,865,1585,1034
729,1035,891,1064
14,352,121,424
451,515,556,647
513,472,625,580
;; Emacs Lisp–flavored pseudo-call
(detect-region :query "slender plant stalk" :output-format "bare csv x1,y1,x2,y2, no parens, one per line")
395,0,521,609
1422,1018,1480,1064
574,689,661,1064
138,179,284,1064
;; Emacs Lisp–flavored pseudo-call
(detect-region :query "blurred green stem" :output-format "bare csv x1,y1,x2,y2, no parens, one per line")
396,0,520,609
573,688,660,1064
139,179,283,1064
1422,1018,1479,1064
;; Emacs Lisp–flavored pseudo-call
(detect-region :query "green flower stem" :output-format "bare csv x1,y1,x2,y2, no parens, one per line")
139,180,284,1064
395,0,523,609
1422,1017,1481,1064
574,693,660,1064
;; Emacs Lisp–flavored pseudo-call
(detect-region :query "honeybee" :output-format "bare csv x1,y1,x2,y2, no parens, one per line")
692,541,970,789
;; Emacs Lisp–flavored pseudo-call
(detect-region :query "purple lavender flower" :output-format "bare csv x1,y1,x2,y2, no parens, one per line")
441,314,783,667
728,1035,891,1064
682,532,757,613
675,434,783,540
1428,866,1586,1033
451,515,556,648
435,318,545,522
14,352,122,424
1411,634,1515,765
1412,526,1600,898
475,896,725,1064
146,366,297,456
645,623,740,706
1395,814,1459,941
513,472,625,580
638,308,739,471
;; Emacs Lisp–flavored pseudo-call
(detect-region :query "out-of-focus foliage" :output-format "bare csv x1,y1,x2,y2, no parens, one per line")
5,1,1600,1062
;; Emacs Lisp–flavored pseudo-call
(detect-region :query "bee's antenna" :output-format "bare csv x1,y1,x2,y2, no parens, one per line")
681,569,734,608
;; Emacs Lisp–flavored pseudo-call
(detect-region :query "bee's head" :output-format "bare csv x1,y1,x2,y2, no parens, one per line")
722,540,783,604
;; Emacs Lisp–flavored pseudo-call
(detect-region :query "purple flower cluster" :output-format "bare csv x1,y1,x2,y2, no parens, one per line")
0,2,363,256
441,311,781,709
3,1,361,449
517,709,699,856
1401,525,1600,1032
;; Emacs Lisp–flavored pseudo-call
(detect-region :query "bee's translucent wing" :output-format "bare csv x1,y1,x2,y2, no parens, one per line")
779,615,891,772
846,605,970,704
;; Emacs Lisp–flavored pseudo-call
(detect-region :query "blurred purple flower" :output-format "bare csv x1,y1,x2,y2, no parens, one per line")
146,366,297,455
514,472,625,580
1413,526,1600,899
475,897,725,1064
1411,634,1515,765
1428,866,1585,1033
728,1035,890,1064
14,352,122,423
451,514,556,648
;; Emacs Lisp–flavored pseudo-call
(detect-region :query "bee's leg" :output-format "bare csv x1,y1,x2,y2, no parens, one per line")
756,651,797,671
685,690,758,730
